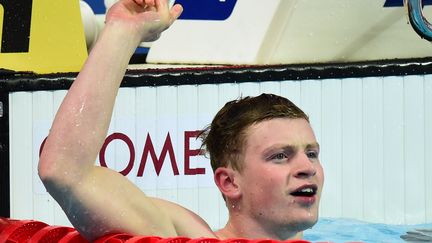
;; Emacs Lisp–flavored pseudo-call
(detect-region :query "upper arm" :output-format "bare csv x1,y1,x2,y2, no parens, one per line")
43,165,215,241
150,198,216,238
43,166,177,240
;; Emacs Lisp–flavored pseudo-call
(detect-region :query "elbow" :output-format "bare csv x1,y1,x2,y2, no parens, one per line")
38,136,56,183
38,155,75,195
38,155,59,185
38,158,60,196
38,146,86,190
38,142,67,187
38,135,90,189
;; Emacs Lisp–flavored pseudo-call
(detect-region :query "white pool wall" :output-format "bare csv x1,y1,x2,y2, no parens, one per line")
9,74,432,228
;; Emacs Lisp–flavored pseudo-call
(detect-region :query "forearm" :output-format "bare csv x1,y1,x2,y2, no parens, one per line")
39,22,141,182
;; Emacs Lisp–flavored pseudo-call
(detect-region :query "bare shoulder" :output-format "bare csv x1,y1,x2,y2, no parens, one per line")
150,198,217,238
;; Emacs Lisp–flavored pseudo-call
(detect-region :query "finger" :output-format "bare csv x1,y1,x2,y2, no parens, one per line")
169,4,183,22
134,0,145,7
145,0,156,7
145,5,157,12
155,0,168,13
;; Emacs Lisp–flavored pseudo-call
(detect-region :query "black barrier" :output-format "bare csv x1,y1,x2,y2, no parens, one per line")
0,92,9,218
0,0,33,53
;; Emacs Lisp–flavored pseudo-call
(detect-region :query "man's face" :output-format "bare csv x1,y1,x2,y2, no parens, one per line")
237,118,324,233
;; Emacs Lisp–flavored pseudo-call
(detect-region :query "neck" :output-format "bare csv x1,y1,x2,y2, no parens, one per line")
216,214,303,240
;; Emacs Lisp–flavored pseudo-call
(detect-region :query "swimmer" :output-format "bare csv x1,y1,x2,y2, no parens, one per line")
38,0,324,241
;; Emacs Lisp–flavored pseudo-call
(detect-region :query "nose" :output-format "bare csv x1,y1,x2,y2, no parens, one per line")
293,153,317,179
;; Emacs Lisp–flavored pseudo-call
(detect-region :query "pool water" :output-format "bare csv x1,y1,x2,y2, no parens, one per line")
303,218,432,243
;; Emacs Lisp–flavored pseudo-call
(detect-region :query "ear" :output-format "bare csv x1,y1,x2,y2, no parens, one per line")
214,167,241,200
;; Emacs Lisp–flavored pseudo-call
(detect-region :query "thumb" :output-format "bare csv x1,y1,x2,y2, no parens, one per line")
170,4,183,22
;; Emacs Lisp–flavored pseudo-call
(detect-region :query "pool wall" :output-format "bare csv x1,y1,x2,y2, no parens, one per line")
3,62,432,229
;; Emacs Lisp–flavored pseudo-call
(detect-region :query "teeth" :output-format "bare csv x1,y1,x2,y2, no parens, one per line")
290,187,316,196
301,188,313,193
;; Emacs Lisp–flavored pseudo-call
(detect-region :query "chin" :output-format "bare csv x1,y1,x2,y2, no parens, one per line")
292,211,319,231
288,218,318,233
303,216,318,229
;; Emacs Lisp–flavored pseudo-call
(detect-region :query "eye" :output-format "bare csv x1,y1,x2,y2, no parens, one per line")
268,152,290,163
272,153,287,160
306,150,319,159
265,147,295,163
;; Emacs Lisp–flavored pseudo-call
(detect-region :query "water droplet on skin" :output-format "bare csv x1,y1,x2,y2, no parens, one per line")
79,102,85,113
307,207,313,217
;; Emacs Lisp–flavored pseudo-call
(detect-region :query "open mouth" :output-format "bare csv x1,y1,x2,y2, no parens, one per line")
290,185,318,197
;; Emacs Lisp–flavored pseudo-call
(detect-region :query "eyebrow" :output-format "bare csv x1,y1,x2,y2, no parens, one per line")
262,142,320,156
305,142,320,150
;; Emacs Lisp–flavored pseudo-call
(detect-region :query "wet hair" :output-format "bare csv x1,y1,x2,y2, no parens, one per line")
200,93,309,172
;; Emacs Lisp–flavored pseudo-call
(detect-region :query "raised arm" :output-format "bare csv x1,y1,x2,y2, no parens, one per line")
39,0,180,178
38,0,213,240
